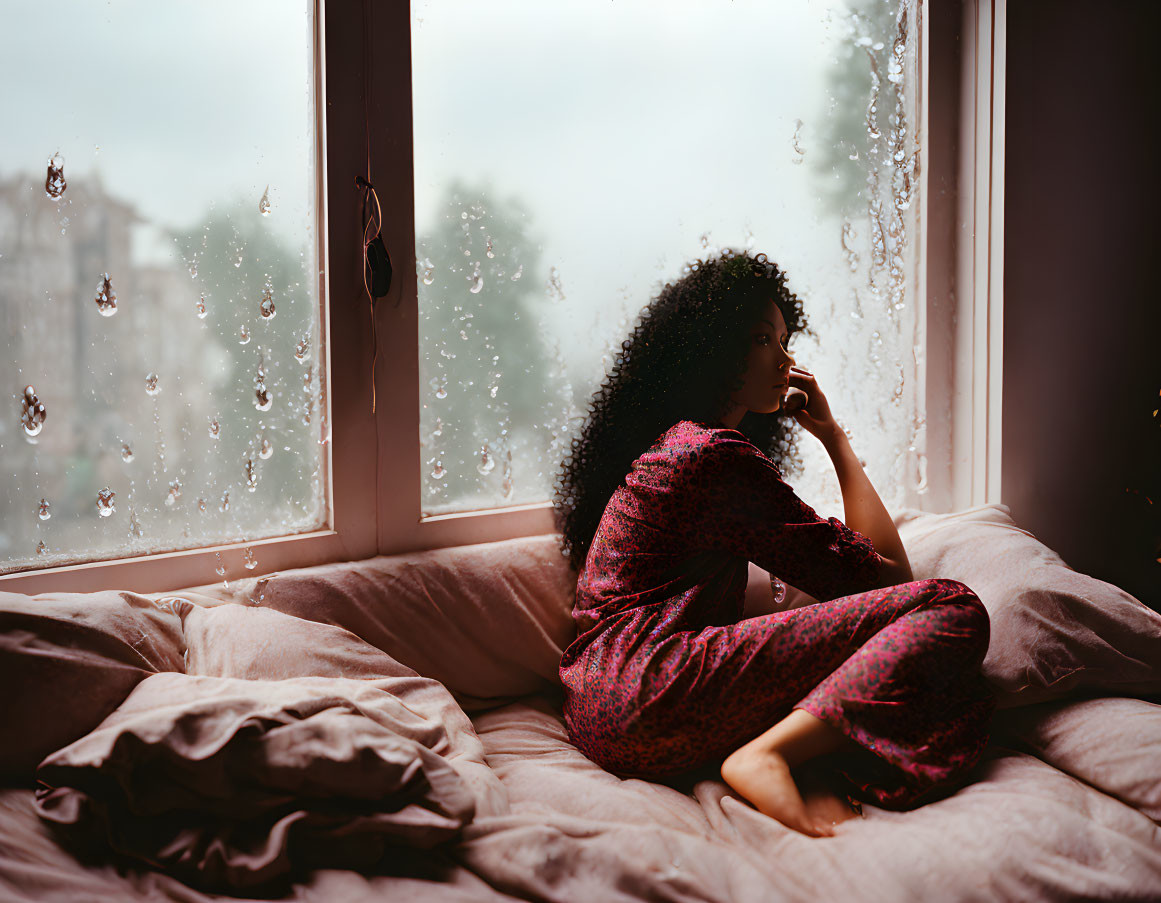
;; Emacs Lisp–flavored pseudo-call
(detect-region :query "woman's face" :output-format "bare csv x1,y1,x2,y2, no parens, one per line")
726,299,796,420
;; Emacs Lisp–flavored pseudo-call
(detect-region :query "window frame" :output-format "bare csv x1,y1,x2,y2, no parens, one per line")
1,0,1004,595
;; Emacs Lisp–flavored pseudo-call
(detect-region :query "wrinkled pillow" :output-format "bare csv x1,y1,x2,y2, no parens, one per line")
991,695,1161,823
34,671,474,893
0,590,185,780
175,600,508,818
895,504,1161,708
174,534,578,712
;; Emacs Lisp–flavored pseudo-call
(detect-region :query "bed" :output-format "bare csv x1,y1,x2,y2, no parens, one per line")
1,503,1159,902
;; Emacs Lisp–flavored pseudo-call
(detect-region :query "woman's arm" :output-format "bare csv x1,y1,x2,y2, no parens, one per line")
820,426,913,587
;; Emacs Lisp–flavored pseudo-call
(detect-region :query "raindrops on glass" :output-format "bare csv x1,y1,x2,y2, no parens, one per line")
477,442,495,475
842,222,860,272
546,266,565,301
419,257,435,286
259,279,276,319
208,418,220,440
45,153,67,199
20,386,47,438
431,459,446,480
510,264,523,282
245,457,258,492
254,355,273,411
128,508,143,538
258,185,271,216
252,575,271,606
96,487,116,517
37,498,51,521
239,324,251,345
220,490,230,513
243,547,258,570
145,373,160,397
36,540,49,556
771,576,787,605
432,375,447,400
94,273,117,317
294,335,310,363
195,295,208,319
791,118,806,164
468,261,483,294
197,497,207,514
258,436,273,460
432,416,443,438
302,367,312,395
165,479,182,507
215,552,227,578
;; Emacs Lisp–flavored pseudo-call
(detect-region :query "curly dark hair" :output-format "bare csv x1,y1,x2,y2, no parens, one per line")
552,248,815,572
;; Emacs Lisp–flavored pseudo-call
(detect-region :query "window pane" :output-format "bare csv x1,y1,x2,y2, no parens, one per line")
412,0,923,517
0,1,326,574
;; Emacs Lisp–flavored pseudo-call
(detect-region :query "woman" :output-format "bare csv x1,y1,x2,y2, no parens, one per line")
552,249,996,838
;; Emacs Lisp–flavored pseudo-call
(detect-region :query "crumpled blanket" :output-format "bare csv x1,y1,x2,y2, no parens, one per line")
33,672,476,893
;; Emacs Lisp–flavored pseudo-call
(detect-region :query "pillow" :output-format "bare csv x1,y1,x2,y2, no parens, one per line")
174,534,578,712
176,600,509,818
0,590,185,781
895,503,1161,708
991,695,1161,823
34,671,475,893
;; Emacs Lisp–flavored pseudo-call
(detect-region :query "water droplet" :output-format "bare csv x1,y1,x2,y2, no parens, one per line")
96,487,116,517
188,260,198,279
477,443,495,475
197,497,207,513
468,261,484,294
144,373,160,397
294,336,310,363
258,436,273,459
486,237,495,258
234,248,244,268
20,385,46,437
417,257,435,285
771,577,787,605
547,266,565,301
121,443,134,462
165,479,182,507
195,295,208,319
432,376,447,400
431,460,446,480
259,280,276,319
510,264,523,281
302,367,312,394
245,458,258,492
94,273,117,317
37,498,51,521
128,508,142,538
219,490,230,513
258,185,271,216
254,384,272,411
208,418,220,440
791,118,806,163
45,153,66,199
842,222,860,272
238,324,251,345
243,547,258,570
36,539,48,555
432,416,443,438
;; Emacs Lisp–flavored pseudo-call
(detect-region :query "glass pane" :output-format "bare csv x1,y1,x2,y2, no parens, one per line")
413,0,923,517
0,1,325,574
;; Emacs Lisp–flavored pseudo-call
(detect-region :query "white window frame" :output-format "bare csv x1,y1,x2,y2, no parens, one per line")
1,0,1004,595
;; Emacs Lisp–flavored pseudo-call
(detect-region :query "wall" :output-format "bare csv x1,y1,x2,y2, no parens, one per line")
1003,0,1160,608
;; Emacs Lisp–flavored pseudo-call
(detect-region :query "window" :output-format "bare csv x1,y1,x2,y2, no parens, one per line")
411,0,928,519
1,1,330,581
1,1,1004,592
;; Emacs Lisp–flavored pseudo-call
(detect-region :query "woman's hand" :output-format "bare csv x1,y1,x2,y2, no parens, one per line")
783,366,840,442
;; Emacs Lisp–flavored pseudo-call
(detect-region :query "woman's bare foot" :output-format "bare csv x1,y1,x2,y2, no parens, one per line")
720,745,834,837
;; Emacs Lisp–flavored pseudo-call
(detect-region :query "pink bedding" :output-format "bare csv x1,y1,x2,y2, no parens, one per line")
3,507,1161,901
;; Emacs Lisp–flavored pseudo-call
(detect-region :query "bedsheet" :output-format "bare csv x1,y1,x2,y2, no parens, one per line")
4,688,1161,903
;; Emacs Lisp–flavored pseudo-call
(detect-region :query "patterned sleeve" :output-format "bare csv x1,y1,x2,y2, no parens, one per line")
690,431,885,602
